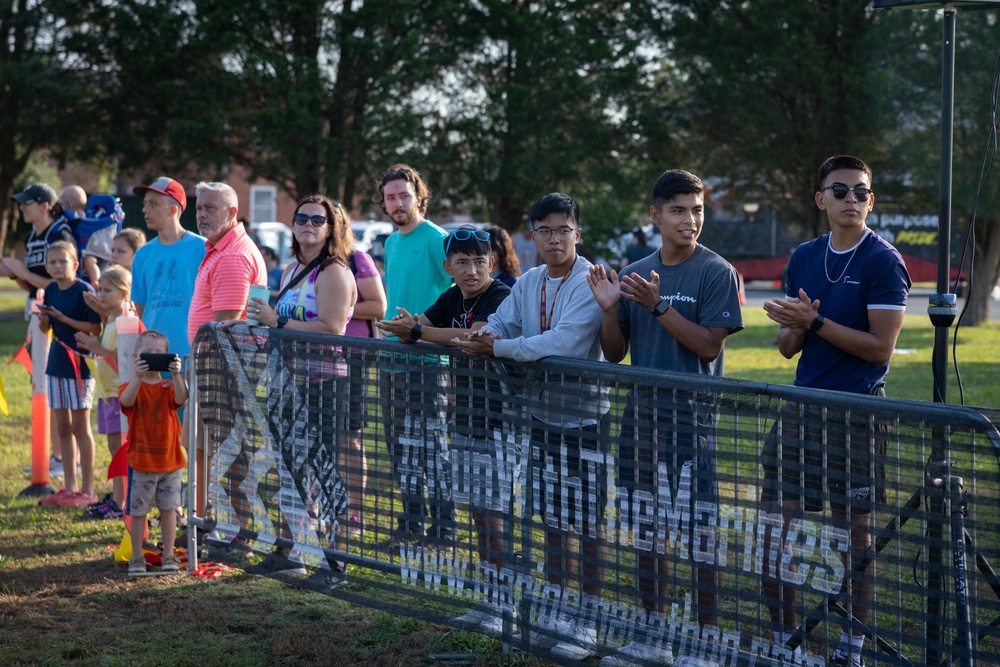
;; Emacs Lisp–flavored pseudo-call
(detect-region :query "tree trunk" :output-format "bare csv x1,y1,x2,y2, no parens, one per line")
961,217,1000,326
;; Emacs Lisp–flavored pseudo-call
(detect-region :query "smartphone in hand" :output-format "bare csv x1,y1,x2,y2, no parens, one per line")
139,353,177,372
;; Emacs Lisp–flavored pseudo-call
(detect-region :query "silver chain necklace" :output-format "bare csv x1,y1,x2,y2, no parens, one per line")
824,234,863,283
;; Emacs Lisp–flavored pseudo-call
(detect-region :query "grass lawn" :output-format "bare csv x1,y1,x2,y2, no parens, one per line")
0,307,996,666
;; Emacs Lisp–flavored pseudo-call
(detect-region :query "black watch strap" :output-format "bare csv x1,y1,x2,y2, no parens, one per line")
277,316,289,329
651,299,670,317
409,323,423,341
809,314,825,333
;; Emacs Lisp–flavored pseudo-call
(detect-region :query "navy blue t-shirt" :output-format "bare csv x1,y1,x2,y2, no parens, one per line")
43,280,102,379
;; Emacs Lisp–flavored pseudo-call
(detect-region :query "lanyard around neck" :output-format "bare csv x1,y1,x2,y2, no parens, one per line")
539,258,576,333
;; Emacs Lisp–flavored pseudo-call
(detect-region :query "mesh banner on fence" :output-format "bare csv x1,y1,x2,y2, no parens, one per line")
192,324,1000,667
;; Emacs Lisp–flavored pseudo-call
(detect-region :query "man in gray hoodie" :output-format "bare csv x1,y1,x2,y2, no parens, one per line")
455,192,609,661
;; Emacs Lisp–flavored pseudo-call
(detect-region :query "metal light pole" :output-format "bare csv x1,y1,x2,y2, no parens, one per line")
871,5,997,667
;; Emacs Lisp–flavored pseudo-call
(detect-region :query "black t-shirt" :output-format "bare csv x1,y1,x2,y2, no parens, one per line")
25,217,76,281
424,281,511,437
423,280,510,329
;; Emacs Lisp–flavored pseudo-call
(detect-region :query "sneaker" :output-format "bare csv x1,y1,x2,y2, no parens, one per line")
451,601,496,630
83,496,123,520
39,488,72,505
551,620,598,660
85,492,113,511
55,491,99,508
49,457,65,477
531,611,575,650
601,639,675,666
421,532,456,550
479,603,517,638
160,555,181,573
829,647,865,667
128,558,147,576
301,565,348,593
204,536,253,562
244,550,307,578
348,515,363,537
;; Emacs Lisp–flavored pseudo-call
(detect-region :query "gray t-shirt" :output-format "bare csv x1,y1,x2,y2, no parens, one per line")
618,245,744,421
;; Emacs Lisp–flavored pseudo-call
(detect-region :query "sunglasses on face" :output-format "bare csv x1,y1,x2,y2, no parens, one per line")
293,214,328,226
445,229,490,254
824,184,873,201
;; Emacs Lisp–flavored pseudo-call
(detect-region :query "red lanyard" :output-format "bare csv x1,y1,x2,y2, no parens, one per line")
539,258,575,332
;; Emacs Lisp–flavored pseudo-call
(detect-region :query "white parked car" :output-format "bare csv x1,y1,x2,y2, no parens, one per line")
253,222,293,266
351,220,395,256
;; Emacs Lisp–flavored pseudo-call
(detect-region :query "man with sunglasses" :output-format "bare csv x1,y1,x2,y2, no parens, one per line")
375,164,456,550
761,155,911,667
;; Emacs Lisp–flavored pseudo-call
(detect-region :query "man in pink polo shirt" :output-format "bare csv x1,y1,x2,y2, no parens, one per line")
188,181,266,340
189,181,266,556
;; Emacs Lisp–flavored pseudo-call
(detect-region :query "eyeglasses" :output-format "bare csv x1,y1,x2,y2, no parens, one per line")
532,227,577,240
293,214,328,226
445,229,490,254
823,184,873,201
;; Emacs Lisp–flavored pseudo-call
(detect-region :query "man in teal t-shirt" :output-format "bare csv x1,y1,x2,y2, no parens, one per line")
377,164,455,549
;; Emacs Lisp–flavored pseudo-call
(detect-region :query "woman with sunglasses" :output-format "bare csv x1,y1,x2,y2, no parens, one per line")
250,196,357,334
245,194,357,585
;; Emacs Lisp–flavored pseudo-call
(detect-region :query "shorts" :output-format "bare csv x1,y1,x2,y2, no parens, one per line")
97,397,122,435
451,429,523,513
126,468,184,516
617,408,719,532
760,388,888,515
47,376,95,410
529,415,609,531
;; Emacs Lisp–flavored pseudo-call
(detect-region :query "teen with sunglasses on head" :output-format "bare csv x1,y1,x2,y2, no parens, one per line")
761,155,911,667
378,228,512,630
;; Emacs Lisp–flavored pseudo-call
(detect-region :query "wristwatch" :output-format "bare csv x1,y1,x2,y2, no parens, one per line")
651,300,670,317
277,316,289,329
809,314,825,333
409,323,423,341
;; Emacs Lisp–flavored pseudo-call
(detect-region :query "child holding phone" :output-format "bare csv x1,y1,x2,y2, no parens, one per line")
119,330,187,575
36,241,103,508
75,265,133,519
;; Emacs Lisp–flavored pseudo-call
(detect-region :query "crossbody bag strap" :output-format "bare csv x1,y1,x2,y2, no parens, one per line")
275,257,322,304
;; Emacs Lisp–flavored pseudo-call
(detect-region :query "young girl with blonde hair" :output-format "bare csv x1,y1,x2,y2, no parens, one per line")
76,265,134,518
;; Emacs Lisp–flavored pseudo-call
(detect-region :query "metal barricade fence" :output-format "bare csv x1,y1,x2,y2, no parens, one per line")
190,324,1000,667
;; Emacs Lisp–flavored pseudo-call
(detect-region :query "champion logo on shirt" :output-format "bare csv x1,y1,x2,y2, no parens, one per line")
664,292,697,305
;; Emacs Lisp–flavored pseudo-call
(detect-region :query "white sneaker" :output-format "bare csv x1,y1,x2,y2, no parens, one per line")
601,639,675,666
479,603,517,638
49,457,64,477
451,601,495,630
531,611,575,650
551,620,598,660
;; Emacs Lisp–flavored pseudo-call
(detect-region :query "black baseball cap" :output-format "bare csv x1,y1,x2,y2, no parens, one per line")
12,183,57,205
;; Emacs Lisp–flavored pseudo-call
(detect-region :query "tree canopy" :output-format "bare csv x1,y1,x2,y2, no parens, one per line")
2,1,998,319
